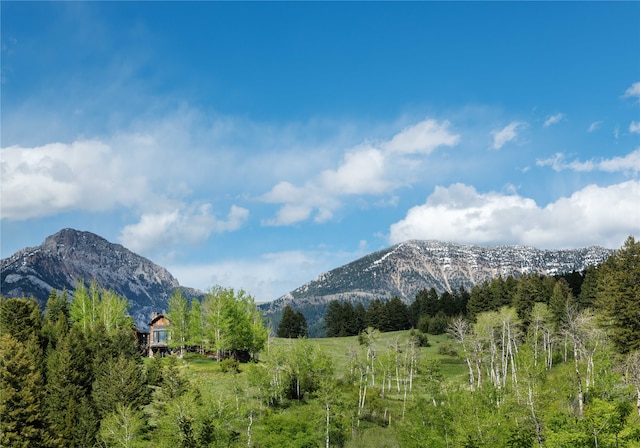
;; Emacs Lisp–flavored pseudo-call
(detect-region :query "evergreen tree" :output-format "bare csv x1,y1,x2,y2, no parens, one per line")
277,305,308,338
92,353,148,418
384,296,410,331
595,236,640,353
467,282,492,319
43,289,71,349
513,274,544,327
0,334,49,448
44,327,97,447
577,264,599,309
354,301,366,334
0,296,43,341
365,299,388,331
548,278,573,328
325,301,353,337
452,286,471,317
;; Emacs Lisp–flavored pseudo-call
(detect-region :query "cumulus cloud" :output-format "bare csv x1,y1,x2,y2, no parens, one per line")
0,140,150,220
630,122,640,134
544,113,565,127
388,181,640,249
588,121,603,133
260,118,460,226
491,121,525,149
536,149,640,174
119,203,249,254
623,82,640,101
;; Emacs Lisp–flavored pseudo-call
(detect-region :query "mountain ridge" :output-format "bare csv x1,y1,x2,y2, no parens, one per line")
0,228,203,329
1,229,615,333
259,239,614,333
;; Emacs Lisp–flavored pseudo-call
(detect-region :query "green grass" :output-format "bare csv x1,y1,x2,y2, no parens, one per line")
146,331,468,447
160,330,467,402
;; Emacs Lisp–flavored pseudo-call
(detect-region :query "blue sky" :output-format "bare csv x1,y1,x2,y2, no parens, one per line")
2,2,639,301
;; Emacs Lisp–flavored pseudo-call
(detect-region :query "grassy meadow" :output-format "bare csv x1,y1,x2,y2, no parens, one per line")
175,331,465,396
148,330,466,448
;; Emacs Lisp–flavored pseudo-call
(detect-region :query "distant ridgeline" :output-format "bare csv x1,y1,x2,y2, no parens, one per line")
260,240,615,337
0,228,204,329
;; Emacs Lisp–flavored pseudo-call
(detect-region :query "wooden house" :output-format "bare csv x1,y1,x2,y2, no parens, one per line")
148,312,171,357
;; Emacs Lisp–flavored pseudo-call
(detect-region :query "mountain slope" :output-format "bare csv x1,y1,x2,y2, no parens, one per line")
259,240,614,332
0,228,202,328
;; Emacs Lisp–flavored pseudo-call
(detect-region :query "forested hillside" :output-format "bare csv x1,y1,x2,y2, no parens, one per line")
1,237,639,447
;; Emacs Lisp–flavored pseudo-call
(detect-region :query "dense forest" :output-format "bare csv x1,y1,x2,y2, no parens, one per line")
1,236,639,447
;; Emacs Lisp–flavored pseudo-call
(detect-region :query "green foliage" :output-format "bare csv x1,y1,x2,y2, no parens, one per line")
167,289,190,355
70,279,133,336
45,327,97,447
187,298,205,352
277,305,308,338
220,357,240,373
202,286,267,360
255,408,324,448
0,296,43,341
595,235,640,353
92,353,149,418
99,403,146,448
409,329,430,347
325,300,360,337
0,334,49,448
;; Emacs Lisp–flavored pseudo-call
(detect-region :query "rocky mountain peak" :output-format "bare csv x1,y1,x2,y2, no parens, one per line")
1,228,195,328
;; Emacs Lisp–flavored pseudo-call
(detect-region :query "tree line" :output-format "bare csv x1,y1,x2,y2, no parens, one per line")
0,281,268,447
322,236,639,351
165,286,267,360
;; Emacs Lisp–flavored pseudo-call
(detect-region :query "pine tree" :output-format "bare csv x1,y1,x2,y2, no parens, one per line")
92,353,148,418
43,288,70,349
577,264,599,309
467,282,492,320
0,296,43,341
548,278,574,329
44,327,96,447
0,334,49,448
277,305,307,338
384,296,410,331
595,236,640,353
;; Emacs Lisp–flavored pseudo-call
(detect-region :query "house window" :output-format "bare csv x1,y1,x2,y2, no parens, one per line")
153,329,166,344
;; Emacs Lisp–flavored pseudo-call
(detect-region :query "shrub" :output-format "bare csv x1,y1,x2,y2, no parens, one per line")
437,341,459,357
219,358,240,373
409,329,430,347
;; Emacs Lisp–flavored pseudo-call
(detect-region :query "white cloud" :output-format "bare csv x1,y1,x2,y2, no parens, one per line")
382,119,460,154
491,121,525,149
544,113,565,127
0,140,150,220
630,122,640,134
260,118,460,226
536,149,640,174
389,181,640,249
588,121,603,133
320,146,389,195
119,203,249,254
623,81,640,100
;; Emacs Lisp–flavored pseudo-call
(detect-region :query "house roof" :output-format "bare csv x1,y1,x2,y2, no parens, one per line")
148,313,169,327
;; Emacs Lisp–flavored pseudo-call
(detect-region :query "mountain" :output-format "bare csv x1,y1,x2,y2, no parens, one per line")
0,228,203,329
259,240,614,335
